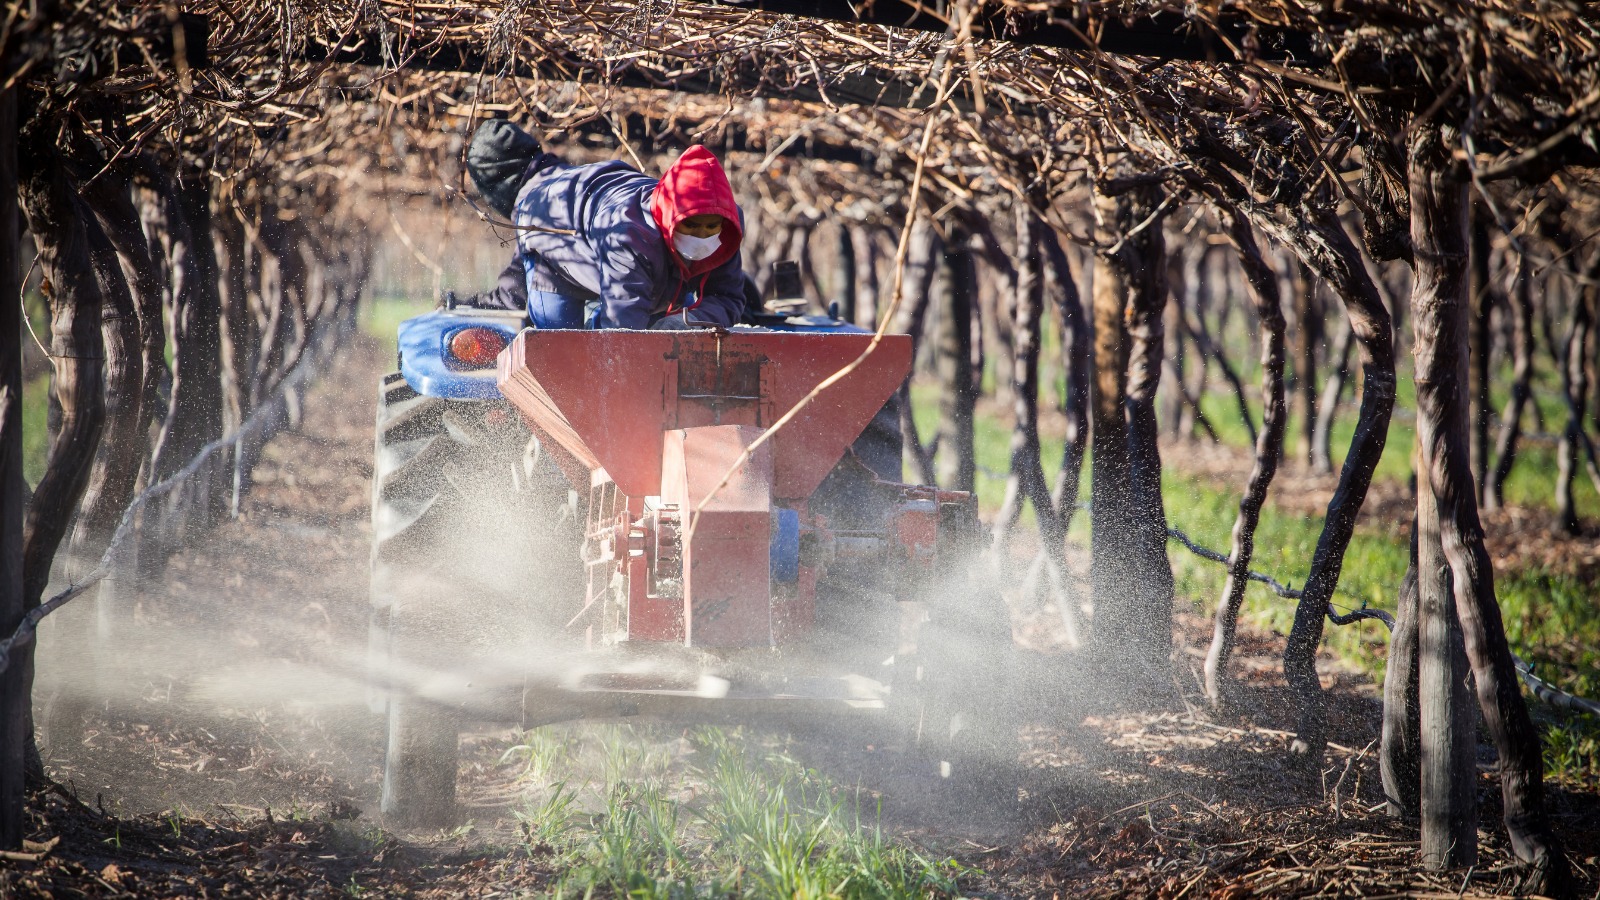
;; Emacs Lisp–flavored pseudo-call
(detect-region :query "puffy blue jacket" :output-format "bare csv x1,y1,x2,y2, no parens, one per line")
513,155,746,329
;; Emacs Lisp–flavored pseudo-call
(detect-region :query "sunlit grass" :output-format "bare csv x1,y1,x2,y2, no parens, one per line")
361,293,435,360
909,375,1599,787
506,725,962,898
1193,378,1598,520
20,290,53,488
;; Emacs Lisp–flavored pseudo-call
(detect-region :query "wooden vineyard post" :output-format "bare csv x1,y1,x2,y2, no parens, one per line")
1416,455,1478,868
1380,528,1422,817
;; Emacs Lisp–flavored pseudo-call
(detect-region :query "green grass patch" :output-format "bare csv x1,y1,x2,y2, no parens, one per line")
1195,385,1598,520
21,290,52,488
1192,339,1597,519
1161,471,1404,675
908,377,1599,787
908,383,1066,522
360,293,435,360
22,372,51,489
909,379,1401,670
500,725,962,898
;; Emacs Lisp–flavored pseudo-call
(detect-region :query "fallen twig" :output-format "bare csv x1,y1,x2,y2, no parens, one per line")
0,836,61,862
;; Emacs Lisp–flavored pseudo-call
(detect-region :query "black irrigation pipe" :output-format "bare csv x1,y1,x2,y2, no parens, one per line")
1163,522,1600,720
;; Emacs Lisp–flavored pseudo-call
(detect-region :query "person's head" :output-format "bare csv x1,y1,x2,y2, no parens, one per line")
677,214,725,239
467,119,540,219
651,146,742,274
672,213,727,263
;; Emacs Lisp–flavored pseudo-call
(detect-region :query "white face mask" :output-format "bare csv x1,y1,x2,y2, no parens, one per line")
674,231,721,262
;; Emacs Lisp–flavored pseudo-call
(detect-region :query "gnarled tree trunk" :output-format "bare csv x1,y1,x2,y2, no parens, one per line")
890,217,941,485
1555,270,1595,535
1163,247,1191,439
1088,183,1173,681
1042,223,1089,642
1182,245,1216,440
1409,129,1569,892
215,198,266,513
836,223,858,325
65,217,143,569
934,233,976,493
72,152,166,481
0,83,28,852
19,96,106,613
1468,208,1494,497
1203,210,1288,708
148,167,226,541
1310,319,1354,475
1264,203,1396,761
1292,261,1322,465
1043,223,1089,529
993,203,1061,566
17,95,108,805
1183,300,1254,444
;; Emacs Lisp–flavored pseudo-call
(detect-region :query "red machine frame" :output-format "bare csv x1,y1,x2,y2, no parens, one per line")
498,328,974,656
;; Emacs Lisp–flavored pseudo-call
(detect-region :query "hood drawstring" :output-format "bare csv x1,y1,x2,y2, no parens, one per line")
693,273,709,311
665,273,711,318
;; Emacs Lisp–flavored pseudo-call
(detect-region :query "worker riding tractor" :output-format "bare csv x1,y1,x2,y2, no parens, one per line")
367,125,1017,825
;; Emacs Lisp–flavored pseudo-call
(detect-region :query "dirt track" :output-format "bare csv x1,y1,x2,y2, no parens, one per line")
10,333,1600,898
35,339,387,823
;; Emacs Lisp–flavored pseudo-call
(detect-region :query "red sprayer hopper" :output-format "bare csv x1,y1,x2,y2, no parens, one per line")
497,328,973,651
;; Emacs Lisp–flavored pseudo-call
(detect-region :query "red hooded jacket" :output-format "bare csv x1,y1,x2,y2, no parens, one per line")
650,145,744,280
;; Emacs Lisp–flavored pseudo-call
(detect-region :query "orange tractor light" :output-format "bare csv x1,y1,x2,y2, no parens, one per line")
448,327,510,368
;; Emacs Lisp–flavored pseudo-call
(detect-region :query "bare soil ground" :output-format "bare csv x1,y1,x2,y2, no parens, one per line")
4,337,1598,898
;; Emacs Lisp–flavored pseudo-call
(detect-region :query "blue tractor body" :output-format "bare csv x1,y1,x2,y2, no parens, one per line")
396,308,525,399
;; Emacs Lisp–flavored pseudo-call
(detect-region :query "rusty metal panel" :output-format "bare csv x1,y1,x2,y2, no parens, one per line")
499,330,672,497
757,333,909,499
772,564,817,643
673,340,764,428
498,329,911,501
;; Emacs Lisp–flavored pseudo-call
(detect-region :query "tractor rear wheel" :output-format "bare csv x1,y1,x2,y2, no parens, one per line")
369,372,579,827
893,502,1020,798
900,584,1020,794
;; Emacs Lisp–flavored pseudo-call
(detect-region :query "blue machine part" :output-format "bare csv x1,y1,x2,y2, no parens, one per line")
398,308,525,400
764,314,872,336
769,508,801,584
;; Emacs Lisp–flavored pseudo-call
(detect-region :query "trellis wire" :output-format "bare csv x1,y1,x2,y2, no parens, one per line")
1163,522,1600,719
